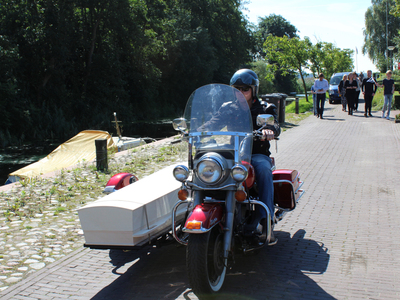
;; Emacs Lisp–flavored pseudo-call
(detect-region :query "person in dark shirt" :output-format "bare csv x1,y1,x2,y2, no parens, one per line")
230,69,280,245
338,74,348,112
380,70,395,119
359,72,364,82
345,72,358,115
354,73,362,112
361,70,378,117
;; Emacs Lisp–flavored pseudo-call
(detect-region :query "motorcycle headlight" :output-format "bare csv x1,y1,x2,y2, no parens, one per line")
173,165,189,182
231,164,248,182
197,158,223,185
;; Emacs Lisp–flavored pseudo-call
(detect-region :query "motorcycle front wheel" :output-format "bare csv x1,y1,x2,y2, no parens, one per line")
186,226,227,297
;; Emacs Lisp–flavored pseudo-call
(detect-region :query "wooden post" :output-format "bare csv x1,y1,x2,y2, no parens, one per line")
95,139,108,171
295,97,299,114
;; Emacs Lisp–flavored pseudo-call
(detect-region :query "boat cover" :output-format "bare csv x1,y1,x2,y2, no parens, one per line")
8,130,116,181
78,163,188,247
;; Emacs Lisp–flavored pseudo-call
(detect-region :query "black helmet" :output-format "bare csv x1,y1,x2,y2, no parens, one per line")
230,69,259,98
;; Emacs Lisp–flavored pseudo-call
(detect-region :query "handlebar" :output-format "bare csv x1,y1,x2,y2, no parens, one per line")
253,128,279,141
253,133,279,141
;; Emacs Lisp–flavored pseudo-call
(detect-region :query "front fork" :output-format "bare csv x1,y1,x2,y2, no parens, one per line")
222,191,235,259
223,193,273,258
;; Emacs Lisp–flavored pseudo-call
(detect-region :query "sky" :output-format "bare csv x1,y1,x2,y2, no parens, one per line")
242,0,381,73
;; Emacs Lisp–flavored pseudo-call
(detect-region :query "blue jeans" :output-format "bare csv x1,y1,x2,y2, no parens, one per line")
383,94,393,117
313,94,317,115
251,154,274,222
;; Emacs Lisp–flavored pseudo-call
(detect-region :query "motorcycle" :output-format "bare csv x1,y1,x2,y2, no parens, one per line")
170,84,304,297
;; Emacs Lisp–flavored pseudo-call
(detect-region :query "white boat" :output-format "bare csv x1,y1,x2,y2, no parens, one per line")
78,163,188,248
112,136,146,152
111,112,148,151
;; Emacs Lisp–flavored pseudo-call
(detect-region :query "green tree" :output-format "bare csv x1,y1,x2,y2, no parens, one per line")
0,0,180,140
251,60,275,95
255,13,298,55
254,14,299,95
156,0,254,112
309,42,324,77
309,42,354,80
363,0,400,70
263,35,311,101
0,0,254,144
389,0,400,70
0,35,20,145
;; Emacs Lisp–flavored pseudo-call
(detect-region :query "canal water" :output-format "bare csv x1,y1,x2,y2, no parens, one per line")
0,120,178,185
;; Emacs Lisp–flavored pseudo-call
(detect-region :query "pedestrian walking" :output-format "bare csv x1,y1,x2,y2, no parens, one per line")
311,83,317,116
314,73,329,119
338,74,348,112
354,73,362,112
345,72,357,115
361,70,377,117
359,72,364,82
380,70,395,120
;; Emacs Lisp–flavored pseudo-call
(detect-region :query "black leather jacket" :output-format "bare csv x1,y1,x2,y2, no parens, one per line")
250,99,280,156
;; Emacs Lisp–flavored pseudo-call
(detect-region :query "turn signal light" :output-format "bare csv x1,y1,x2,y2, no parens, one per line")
178,189,189,200
186,220,202,230
235,190,247,202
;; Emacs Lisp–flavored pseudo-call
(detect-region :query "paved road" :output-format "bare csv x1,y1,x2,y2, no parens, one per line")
1,102,400,300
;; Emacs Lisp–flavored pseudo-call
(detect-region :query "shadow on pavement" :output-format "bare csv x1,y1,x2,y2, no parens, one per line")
319,116,346,121
281,122,299,130
216,229,334,300
91,229,333,300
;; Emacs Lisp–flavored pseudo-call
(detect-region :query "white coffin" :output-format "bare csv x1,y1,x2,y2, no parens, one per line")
78,163,187,248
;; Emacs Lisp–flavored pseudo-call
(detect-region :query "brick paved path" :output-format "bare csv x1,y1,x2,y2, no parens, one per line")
1,103,400,300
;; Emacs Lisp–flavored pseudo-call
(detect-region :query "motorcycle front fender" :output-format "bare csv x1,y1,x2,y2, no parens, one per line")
183,203,224,233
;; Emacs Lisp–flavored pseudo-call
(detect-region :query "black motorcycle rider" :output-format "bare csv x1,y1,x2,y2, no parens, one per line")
230,69,280,244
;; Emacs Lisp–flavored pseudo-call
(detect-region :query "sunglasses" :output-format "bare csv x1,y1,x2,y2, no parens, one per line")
234,86,251,92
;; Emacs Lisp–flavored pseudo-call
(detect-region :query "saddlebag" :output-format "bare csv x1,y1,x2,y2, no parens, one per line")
272,169,301,210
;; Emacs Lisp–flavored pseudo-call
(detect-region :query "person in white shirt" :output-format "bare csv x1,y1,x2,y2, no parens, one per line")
314,73,329,119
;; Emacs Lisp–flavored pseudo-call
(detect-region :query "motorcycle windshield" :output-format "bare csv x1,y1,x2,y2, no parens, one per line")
183,84,253,163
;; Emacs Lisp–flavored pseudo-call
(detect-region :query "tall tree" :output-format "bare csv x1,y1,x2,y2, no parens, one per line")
263,35,311,101
255,13,298,55
0,0,254,144
309,42,354,80
363,0,400,71
255,14,299,95
390,0,400,68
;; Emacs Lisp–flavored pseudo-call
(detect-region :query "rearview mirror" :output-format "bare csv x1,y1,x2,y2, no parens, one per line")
172,118,187,132
256,114,274,127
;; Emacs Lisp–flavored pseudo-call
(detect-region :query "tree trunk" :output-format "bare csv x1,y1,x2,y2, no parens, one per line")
298,67,309,102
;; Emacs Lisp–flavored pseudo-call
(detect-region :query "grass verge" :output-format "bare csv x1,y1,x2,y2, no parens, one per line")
282,97,313,131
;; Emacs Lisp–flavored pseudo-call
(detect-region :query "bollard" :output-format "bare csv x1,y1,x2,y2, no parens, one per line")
295,97,299,114
95,139,108,171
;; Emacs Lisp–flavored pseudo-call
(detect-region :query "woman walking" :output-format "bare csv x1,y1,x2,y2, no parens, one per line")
354,73,361,112
345,72,357,115
338,74,348,112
